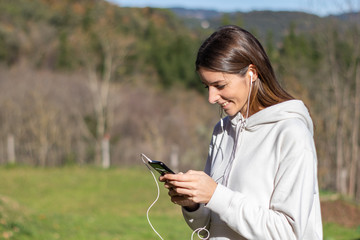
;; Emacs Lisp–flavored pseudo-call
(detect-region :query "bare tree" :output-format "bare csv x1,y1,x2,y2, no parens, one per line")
316,10,360,198
349,61,360,199
74,9,134,167
0,64,94,166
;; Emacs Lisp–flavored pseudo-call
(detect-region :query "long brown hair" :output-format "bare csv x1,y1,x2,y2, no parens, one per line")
196,25,293,114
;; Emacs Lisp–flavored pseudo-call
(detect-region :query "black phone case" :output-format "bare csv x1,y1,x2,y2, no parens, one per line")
148,160,175,175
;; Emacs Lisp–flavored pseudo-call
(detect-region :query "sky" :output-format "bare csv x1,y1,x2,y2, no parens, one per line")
107,0,360,16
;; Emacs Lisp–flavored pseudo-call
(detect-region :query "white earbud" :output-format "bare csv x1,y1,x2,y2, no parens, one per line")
249,71,253,86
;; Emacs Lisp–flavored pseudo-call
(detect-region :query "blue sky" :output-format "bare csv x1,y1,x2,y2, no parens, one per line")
107,0,360,16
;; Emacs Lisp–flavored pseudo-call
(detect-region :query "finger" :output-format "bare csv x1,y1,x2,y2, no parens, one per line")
161,172,199,182
166,179,196,190
168,189,186,198
159,175,165,182
164,181,177,189
171,195,197,206
163,174,198,184
168,189,178,197
173,187,194,197
170,195,189,203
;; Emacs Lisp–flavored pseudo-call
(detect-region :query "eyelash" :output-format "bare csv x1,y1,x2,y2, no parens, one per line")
203,85,226,90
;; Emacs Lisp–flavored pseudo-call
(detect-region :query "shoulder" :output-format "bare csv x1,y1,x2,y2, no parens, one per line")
278,117,312,138
275,118,315,158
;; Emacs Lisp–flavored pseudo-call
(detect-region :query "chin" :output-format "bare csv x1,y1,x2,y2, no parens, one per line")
226,108,243,117
225,110,236,117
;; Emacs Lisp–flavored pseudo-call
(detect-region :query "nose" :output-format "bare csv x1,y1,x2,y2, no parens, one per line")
208,86,220,104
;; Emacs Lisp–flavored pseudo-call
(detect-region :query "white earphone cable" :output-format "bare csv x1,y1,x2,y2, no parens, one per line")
146,162,164,240
191,227,210,240
141,154,210,240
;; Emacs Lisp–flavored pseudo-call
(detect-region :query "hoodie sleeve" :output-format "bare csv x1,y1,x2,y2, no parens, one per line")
206,120,318,239
182,204,211,231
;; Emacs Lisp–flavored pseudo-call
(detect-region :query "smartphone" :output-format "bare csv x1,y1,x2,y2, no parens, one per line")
141,153,175,175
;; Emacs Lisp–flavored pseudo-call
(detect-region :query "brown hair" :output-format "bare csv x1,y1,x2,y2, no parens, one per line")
196,25,293,114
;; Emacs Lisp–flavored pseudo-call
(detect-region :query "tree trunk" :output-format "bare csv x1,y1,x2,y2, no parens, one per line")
326,30,349,195
102,135,110,169
7,134,16,164
170,145,179,173
348,62,360,198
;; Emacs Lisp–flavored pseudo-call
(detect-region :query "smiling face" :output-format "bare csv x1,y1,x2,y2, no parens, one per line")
199,68,252,117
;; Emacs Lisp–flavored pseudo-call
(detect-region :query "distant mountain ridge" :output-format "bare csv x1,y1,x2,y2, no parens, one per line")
170,7,360,41
170,7,360,23
170,7,223,20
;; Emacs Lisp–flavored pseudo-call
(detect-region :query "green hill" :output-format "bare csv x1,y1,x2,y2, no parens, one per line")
0,0,201,89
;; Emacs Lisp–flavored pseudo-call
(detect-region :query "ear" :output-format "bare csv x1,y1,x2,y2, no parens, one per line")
248,64,258,82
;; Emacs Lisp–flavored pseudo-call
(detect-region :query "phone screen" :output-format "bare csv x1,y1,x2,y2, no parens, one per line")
148,161,175,175
141,154,175,175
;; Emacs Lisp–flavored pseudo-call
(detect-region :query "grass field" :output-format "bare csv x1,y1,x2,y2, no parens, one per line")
0,166,359,240
0,166,192,240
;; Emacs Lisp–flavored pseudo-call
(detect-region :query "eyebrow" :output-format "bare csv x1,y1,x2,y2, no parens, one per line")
201,80,225,85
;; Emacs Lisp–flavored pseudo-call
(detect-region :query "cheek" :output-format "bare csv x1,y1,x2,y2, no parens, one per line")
231,83,248,100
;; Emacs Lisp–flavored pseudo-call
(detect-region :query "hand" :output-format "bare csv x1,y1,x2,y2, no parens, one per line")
159,170,217,208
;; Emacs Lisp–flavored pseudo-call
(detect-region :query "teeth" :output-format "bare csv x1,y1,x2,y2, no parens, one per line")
222,102,229,107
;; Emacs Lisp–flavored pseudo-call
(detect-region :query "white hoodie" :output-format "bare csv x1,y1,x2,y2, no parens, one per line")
182,100,323,240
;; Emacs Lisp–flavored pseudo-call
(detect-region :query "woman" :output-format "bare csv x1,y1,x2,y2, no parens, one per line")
160,25,322,239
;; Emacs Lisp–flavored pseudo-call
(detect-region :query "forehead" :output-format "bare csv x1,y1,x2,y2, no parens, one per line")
198,69,226,83
199,68,244,85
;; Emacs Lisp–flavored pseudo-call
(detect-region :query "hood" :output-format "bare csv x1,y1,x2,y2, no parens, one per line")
229,100,314,135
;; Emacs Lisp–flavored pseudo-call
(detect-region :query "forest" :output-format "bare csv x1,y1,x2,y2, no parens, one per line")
0,0,360,203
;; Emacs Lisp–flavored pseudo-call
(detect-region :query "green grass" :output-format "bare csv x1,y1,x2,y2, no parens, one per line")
0,166,192,239
323,223,360,240
0,166,359,239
